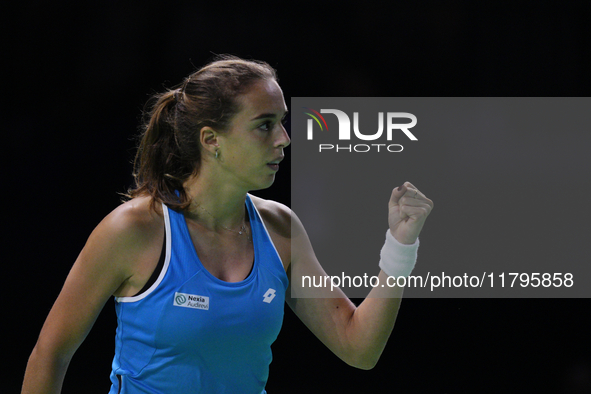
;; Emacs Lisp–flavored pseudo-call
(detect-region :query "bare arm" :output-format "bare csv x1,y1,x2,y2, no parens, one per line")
21,202,160,393
286,182,433,369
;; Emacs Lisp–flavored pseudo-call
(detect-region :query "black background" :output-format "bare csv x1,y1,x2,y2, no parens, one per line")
6,1,591,393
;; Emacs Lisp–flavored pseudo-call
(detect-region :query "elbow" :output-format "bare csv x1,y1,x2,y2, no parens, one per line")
344,350,380,370
353,357,379,371
22,344,72,392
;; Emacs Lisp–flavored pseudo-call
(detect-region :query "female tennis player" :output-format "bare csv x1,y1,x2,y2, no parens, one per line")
22,56,433,393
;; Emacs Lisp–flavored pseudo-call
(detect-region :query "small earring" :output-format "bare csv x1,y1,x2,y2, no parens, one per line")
215,149,219,159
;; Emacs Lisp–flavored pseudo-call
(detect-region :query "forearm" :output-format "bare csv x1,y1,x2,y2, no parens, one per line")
345,270,405,369
22,345,70,394
343,219,420,368
289,183,431,370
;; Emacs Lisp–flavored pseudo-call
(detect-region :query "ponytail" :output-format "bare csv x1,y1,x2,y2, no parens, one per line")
126,89,198,211
124,55,277,212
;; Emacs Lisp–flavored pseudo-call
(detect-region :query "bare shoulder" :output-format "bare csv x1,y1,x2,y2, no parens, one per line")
82,195,165,296
102,195,164,238
88,196,164,257
249,194,291,237
249,194,292,269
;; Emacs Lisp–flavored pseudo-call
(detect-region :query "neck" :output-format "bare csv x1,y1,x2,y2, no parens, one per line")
182,172,248,232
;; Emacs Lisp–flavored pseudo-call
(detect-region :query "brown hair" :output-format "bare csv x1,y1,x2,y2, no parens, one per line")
125,55,277,211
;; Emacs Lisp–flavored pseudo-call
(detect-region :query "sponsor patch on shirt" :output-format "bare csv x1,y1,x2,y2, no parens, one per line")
173,292,209,310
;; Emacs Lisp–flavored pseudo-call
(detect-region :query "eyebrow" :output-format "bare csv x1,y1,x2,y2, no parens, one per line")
250,110,289,121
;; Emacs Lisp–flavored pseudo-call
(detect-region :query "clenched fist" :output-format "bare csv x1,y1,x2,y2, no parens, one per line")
388,182,434,245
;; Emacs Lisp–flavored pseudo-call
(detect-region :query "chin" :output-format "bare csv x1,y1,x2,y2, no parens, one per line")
250,176,276,192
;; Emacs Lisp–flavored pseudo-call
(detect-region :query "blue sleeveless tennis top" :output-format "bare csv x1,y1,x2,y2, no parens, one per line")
108,195,288,393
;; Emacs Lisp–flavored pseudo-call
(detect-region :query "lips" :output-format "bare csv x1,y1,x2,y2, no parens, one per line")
267,156,284,171
267,156,284,165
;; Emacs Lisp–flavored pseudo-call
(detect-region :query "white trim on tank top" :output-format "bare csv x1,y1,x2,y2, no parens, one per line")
115,204,172,303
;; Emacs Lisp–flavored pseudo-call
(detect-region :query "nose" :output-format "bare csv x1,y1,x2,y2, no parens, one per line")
275,123,291,149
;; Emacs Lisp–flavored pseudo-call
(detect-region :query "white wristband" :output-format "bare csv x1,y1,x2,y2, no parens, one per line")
378,230,419,278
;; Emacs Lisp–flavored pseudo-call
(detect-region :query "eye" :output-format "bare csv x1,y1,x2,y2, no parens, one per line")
258,121,273,131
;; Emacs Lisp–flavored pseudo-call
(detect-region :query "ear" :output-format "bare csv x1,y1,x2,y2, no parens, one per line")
200,126,219,155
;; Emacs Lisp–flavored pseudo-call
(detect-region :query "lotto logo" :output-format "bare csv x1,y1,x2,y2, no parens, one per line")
263,288,276,304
